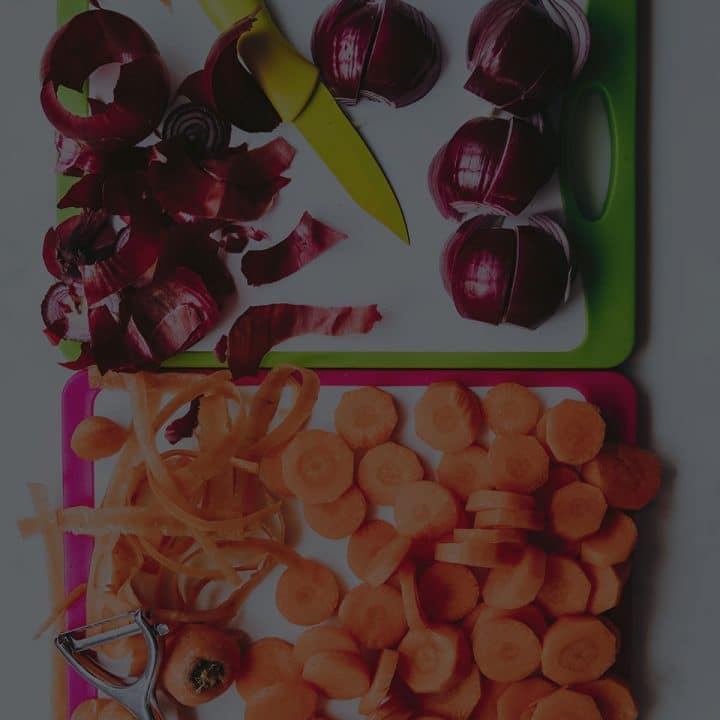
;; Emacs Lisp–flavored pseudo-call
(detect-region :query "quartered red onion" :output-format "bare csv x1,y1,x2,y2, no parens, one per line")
441,215,573,329
429,117,556,220
466,0,591,115
312,0,441,107
40,9,170,144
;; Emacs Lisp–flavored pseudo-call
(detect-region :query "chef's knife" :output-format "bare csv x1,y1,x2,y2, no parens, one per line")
198,0,410,244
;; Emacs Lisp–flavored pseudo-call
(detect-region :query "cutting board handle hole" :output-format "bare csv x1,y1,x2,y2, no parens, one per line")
566,88,613,221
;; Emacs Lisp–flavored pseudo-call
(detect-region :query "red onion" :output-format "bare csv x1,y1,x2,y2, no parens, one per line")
441,215,573,329
429,117,556,220
165,397,201,445
161,103,231,157
312,0,441,107
241,213,347,287
40,9,170,144
41,282,90,344
221,226,269,254
465,0,590,115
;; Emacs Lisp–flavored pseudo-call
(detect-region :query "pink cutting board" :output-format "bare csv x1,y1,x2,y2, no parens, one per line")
61,370,637,716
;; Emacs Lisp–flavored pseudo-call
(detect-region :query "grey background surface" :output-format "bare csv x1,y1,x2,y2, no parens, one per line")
0,1,717,718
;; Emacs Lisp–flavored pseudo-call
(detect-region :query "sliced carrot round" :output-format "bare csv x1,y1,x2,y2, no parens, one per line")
541,615,617,685
259,444,295,498
275,560,340,626
415,382,483,453
473,508,545,532
359,442,424,506
531,688,602,720
437,445,494,501
282,430,353,504
483,546,547,610
454,528,528,545
535,555,591,618
244,680,318,720
583,444,662,510
394,481,460,540
472,617,541,682
435,541,522,569
535,465,580,509
549,481,607,541
496,677,556,720
470,603,548,640
72,699,111,720
293,626,360,667
235,637,302,700
398,562,429,630
420,665,483,720
483,383,542,436
584,563,628,615
348,519,399,582
339,583,408,650
302,650,371,699
580,511,638,567
397,625,472,694
335,387,398,450
467,490,536,512
303,486,367,539
418,562,480,622
359,649,400,715
575,676,639,720
489,436,549,494
473,679,511,720
545,400,606,465
98,702,134,720
365,536,413,587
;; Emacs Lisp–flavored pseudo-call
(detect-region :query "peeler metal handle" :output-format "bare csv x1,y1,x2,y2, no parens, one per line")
56,610,169,720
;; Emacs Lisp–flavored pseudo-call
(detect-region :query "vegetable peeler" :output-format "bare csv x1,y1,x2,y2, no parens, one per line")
55,610,170,720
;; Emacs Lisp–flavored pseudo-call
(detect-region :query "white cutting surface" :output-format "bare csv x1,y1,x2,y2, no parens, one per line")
88,380,585,720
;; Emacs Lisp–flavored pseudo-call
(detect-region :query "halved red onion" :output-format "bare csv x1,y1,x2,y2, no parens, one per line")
466,0,589,115
312,0,441,108
228,304,382,377
41,282,90,343
165,397,201,445
40,9,170,144
241,213,347,287
148,137,296,223
429,117,556,220
440,215,573,328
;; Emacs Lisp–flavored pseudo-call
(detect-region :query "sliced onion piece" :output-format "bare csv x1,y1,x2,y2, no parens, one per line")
541,0,591,79
40,9,170,144
241,212,347,287
227,304,382,377
221,226,269,253
41,282,90,343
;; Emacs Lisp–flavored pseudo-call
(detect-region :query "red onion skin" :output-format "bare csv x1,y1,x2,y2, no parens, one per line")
41,282,90,343
465,0,572,115
505,225,571,328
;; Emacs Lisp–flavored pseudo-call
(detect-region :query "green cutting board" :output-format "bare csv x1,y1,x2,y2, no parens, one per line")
55,0,636,370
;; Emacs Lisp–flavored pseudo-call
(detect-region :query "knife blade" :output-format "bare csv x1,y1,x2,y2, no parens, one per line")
198,0,409,244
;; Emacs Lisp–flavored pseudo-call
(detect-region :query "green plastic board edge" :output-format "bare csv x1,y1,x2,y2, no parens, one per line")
57,0,637,370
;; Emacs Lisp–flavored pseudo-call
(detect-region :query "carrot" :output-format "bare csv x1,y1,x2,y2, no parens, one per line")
335,387,398,450
293,626,361,667
454,528,528,545
473,509,545,532
282,429,354,504
160,625,241,707
472,617,541,682
438,445,494,501
535,555,591,618
418,562,480,622
71,416,129,461
420,665,483,719
435,541,522,569
548,481,607,541
394,481,460,540
398,562,430,629
302,650,371,699
359,649,400,715
530,688,602,720
470,603,548,639
541,615,618,685
348,519,401,582
366,536,414,587
398,625,472,694
467,490,536,512
584,563,629,615
371,695,415,720
535,413,548,448
236,637,302,700
483,383,542,436
359,442,425,506
575,676,639,720
483,546,547,610
471,679,510,720
303,486,368,539
545,400,606,465
98,702,134,720
259,445,295,498
535,466,579,509
71,699,111,720
496,678,556,720
275,560,340,626
583,444,662,510
339,583,408,649
415,382,483,452
580,511,638,567
489,436,549,493
245,680,318,720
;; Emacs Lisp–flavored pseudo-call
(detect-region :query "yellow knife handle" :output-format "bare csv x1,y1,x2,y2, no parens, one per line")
198,0,320,122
